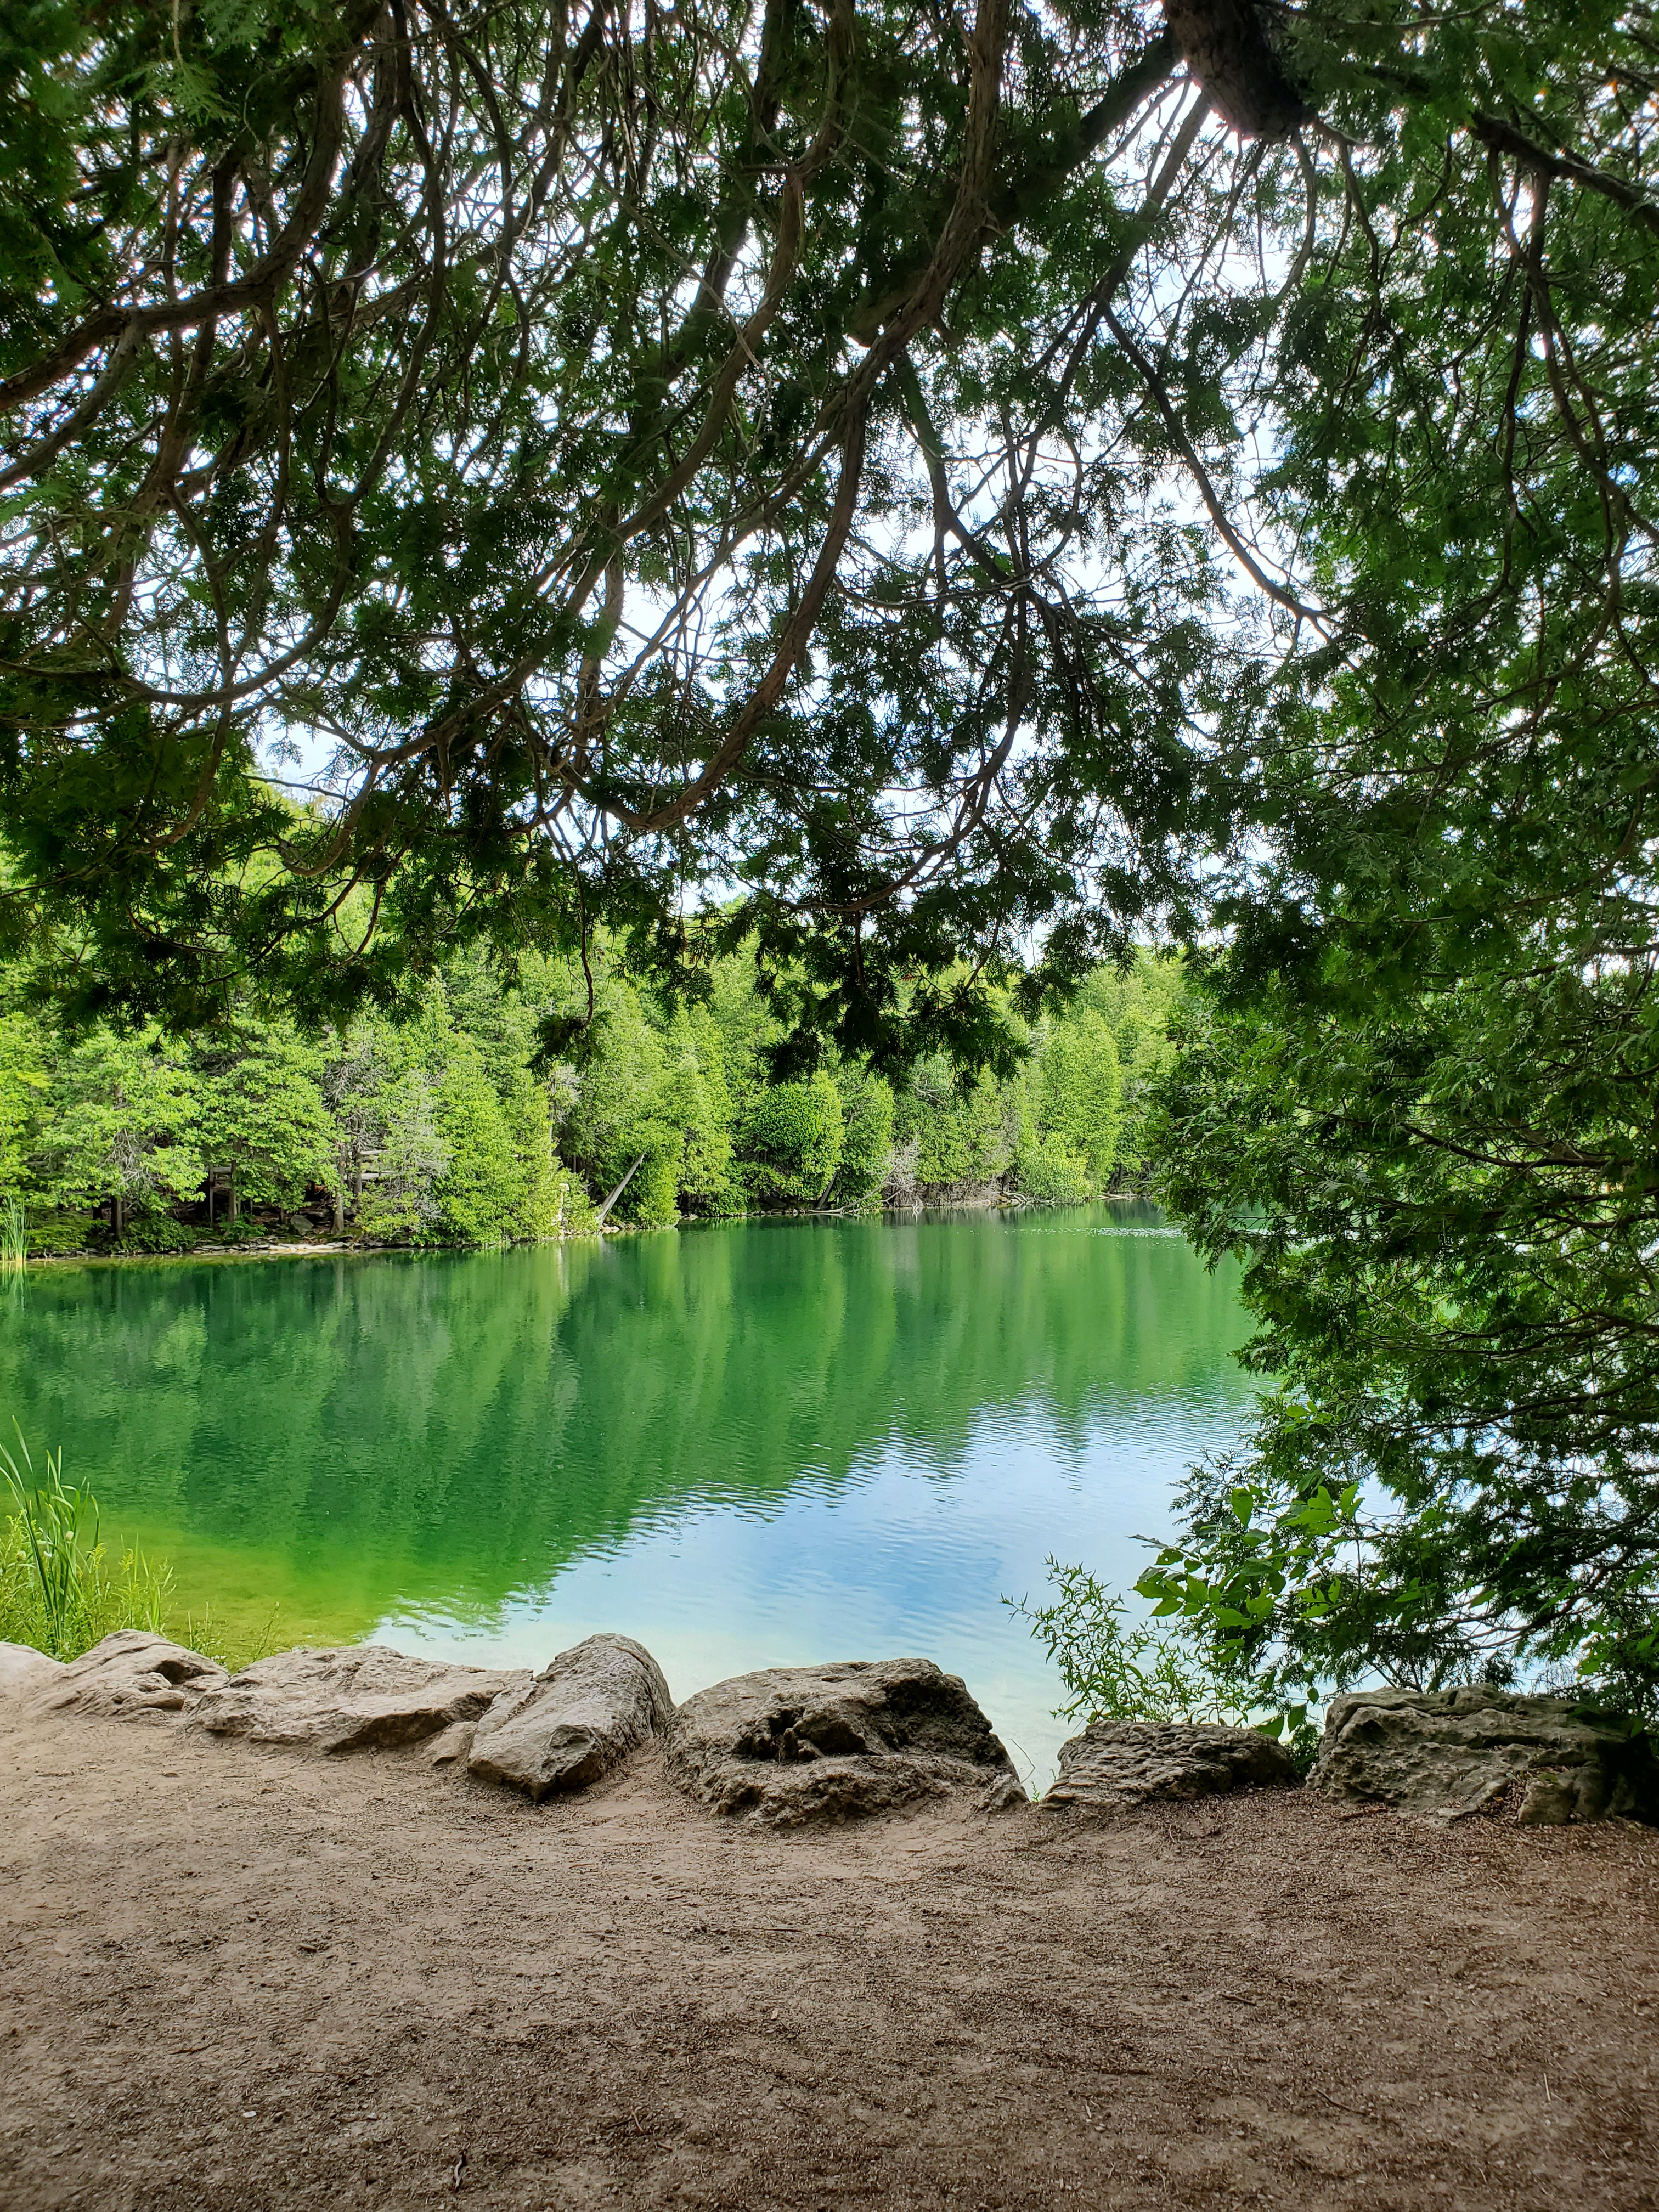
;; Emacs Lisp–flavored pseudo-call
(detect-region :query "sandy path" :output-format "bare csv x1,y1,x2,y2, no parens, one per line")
1,1701,1655,2211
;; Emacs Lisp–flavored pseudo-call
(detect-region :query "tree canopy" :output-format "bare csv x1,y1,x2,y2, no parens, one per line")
7,0,1659,1714
4,0,1654,1054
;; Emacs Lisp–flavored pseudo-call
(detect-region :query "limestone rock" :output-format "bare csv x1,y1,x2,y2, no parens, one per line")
468,1633,672,1801
190,1645,527,1754
1307,1685,1659,1825
427,1721,476,1767
0,1640,70,1702
1042,1719,1297,1812
37,1630,228,1718
666,1657,1023,1827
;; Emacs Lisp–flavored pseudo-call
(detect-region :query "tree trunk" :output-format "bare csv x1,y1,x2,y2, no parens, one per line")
1163,0,1308,138
228,1170,238,1224
333,1186,345,1234
594,1154,646,1227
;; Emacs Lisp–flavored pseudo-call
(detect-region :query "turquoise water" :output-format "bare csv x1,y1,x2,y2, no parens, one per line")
2,1204,1254,1784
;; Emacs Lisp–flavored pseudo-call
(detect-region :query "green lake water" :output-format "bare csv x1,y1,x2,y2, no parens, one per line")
2,1204,1254,1785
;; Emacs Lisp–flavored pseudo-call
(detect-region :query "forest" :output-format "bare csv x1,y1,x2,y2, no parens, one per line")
0,949,1180,1254
2,0,1656,1731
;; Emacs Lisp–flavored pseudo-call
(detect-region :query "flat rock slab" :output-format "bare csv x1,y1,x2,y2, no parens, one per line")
1043,1719,1298,1812
190,1645,528,1755
1308,1685,1659,1824
667,1658,1024,1827
34,1630,229,1719
469,1634,672,1801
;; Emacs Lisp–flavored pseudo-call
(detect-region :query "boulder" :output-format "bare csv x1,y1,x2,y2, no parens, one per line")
0,1640,69,1703
1042,1719,1298,1812
468,1633,672,1800
36,1630,229,1718
1307,1685,1659,1826
190,1645,528,1754
666,1657,1024,1827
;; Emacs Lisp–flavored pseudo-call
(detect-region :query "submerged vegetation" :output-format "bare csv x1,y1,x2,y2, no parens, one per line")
0,949,1181,1254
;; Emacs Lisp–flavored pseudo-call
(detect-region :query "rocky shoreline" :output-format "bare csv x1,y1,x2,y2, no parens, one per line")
7,1627,1655,1831
4,1632,1657,2211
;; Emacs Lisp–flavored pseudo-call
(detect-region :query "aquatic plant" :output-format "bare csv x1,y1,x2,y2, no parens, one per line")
0,1433,284,1670
0,1432,170,1661
174,1604,283,1678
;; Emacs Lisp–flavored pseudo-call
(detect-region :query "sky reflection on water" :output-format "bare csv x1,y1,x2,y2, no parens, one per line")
3,1204,1255,1785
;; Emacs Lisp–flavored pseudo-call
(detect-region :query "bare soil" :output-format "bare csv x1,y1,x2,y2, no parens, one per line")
1,1699,1655,2212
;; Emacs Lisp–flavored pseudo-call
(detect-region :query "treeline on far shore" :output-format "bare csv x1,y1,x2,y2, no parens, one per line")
0,949,1182,1257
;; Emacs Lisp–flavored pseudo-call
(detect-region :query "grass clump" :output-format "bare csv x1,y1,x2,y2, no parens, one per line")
1,1432,171,1659
1,1431,278,1671
173,1604,282,1675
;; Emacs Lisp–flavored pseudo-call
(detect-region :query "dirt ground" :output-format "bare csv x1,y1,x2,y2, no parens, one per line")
1,1699,1655,2212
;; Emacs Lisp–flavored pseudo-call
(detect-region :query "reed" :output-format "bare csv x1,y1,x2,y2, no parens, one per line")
0,1196,25,1277
0,1430,172,1661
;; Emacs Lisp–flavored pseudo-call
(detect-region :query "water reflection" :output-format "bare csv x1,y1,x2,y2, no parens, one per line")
2,1205,1255,1781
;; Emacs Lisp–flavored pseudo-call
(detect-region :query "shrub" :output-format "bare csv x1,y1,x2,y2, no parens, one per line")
208,1214,267,1245
111,1214,199,1254
736,1071,844,1203
24,1211,91,1256
1006,1557,1257,1728
1012,1137,1092,1207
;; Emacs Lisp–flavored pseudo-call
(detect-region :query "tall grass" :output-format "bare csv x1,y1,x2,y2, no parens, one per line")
0,1431,274,1670
1,1432,171,1660
0,1196,25,1277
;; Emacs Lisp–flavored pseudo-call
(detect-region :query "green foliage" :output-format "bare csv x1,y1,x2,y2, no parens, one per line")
1074,958,1185,1184
10,0,1649,1096
1148,913,1659,1726
0,1013,46,1191
1,0,1244,1048
197,1022,330,1217
1011,1138,1092,1209
37,1031,201,1230
504,1069,560,1242
432,1036,525,1247
891,1055,1018,1201
1007,1557,1257,1730
110,1215,200,1255
736,1073,844,1205
1032,1013,1122,1188
827,1064,895,1208
24,1210,89,1256
3,940,1139,1248
0,1431,170,1660
354,1066,448,1240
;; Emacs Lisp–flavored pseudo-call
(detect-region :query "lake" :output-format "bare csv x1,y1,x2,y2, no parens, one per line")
4,1204,1255,1786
